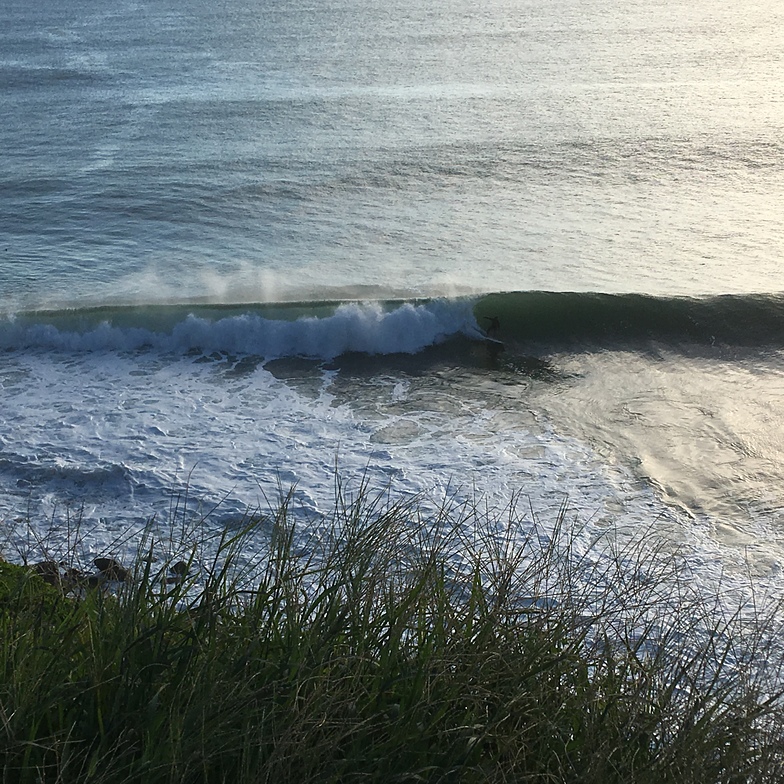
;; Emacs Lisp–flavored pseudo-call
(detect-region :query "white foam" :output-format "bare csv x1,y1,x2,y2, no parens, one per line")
0,327,777,625
0,344,736,576
0,300,479,359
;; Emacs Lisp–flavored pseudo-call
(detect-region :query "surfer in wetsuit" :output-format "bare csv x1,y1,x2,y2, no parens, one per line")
484,315,500,339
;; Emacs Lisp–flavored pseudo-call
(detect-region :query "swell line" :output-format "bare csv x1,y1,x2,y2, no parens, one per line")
474,291,784,348
5,291,784,360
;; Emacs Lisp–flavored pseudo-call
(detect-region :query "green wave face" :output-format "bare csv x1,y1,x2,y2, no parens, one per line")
473,291,784,348
7,300,353,333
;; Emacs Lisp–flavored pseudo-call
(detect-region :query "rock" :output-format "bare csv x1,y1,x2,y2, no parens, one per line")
31,561,61,586
93,557,130,582
165,560,190,585
62,567,88,586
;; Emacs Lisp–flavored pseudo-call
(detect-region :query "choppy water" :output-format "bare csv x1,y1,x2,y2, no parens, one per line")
2,0,784,600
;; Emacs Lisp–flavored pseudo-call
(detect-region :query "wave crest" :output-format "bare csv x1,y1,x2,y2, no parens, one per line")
0,299,480,359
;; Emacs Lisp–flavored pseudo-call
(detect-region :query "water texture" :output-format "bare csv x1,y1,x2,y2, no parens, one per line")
1,0,784,599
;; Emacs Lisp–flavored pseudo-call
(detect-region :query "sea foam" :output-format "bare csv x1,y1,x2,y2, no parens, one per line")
0,300,480,359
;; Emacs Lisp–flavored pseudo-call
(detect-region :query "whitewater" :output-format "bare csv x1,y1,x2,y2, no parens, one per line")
2,0,784,609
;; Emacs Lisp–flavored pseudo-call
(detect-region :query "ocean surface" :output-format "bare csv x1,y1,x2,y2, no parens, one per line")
2,0,784,598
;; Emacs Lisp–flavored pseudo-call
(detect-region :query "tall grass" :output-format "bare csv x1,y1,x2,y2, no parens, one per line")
1,487,783,783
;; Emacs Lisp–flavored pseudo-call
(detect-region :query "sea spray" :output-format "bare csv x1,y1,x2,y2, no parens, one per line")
0,299,480,358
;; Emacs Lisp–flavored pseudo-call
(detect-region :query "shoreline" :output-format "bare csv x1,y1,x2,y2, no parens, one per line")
3,491,784,782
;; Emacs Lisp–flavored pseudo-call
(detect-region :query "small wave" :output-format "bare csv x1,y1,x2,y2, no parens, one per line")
0,64,101,89
0,299,480,360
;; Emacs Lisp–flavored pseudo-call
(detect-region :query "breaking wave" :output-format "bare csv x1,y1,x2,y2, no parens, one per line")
4,291,784,360
0,299,480,359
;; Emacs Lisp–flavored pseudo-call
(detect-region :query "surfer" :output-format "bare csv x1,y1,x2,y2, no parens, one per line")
484,315,500,339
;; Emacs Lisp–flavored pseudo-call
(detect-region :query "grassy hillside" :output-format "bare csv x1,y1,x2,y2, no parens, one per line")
1,491,783,783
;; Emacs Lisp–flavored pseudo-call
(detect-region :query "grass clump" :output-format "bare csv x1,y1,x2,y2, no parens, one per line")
1,489,783,783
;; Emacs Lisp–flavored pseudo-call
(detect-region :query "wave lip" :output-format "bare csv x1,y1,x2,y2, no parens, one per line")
0,299,480,360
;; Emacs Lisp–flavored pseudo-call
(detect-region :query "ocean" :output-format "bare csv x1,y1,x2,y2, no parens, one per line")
2,0,784,599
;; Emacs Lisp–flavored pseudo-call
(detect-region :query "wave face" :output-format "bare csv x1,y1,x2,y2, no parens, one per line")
0,299,480,359
5,291,784,360
474,291,784,349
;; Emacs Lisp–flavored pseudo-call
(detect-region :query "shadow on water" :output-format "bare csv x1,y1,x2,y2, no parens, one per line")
320,336,562,384
189,336,565,391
